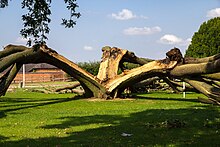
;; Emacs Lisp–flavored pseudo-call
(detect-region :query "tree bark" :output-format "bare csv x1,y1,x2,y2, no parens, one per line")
1,44,220,104
0,63,22,96
55,82,81,92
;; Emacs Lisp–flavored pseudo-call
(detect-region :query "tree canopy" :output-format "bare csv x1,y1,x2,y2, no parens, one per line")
185,17,220,58
0,0,80,45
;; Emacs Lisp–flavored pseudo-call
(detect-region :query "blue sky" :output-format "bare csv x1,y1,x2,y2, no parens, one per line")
0,0,220,62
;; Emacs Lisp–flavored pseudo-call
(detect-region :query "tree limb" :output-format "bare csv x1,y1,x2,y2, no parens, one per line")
184,78,220,104
0,63,22,96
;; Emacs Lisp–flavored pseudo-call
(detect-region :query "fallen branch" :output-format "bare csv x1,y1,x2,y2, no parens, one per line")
55,82,81,92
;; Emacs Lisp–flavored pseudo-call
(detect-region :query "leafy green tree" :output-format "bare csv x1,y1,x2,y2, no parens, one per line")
78,61,100,76
185,17,220,58
0,0,80,45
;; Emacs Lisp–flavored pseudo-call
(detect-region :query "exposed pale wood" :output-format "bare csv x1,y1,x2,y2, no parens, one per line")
97,46,127,81
106,60,177,93
0,44,220,104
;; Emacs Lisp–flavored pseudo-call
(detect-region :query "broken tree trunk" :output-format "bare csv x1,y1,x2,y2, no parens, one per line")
97,46,128,82
1,44,220,105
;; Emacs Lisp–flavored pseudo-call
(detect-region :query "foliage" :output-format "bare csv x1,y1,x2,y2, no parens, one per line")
77,61,100,76
185,17,220,58
123,62,140,70
20,0,51,44
117,62,140,74
0,90,219,146
0,0,80,45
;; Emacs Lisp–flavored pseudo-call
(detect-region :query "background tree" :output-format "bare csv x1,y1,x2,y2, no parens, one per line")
185,17,220,58
0,0,80,45
78,61,100,76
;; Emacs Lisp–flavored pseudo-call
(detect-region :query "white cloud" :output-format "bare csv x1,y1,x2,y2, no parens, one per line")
159,34,191,46
83,45,94,51
111,9,147,20
15,37,28,44
123,26,161,35
159,34,183,45
111,9,137,20
207,8,220,18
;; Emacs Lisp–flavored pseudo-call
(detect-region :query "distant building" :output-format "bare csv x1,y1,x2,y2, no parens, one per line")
12,63,67,83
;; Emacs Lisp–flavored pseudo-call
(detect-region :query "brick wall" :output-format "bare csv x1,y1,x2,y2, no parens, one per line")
12,72,66,83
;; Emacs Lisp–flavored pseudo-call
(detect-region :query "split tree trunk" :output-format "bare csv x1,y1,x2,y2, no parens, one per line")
1,44,220,105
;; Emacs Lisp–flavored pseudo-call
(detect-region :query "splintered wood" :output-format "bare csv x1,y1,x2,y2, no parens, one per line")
97,46,127,82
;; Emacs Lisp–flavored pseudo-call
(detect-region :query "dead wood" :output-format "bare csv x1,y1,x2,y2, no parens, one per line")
55,82,81,92
0,45,220,104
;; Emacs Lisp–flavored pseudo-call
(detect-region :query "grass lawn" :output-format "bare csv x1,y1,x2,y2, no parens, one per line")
0,90,219,146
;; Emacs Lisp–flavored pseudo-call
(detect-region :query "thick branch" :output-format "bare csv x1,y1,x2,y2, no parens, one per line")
134,77,160,88
0,45,28,59
184,78,220,104
0,63,22,96
55,82,81,92
161,77,181,93
0,47,42,72
122,51,153,65
170,58,220,77
39,45,107,98
106,60,177,94
185,53,220,64
201,73,220,81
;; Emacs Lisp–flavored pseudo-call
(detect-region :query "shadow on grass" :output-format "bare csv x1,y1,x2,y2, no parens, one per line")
0,96,82,119
135,95,199,103
0,105,219,146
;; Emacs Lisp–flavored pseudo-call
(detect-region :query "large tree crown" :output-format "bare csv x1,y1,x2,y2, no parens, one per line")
185,17,220,58
0,0,80,45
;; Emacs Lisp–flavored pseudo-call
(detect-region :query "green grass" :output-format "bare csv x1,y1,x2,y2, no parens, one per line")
0,90,219,146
